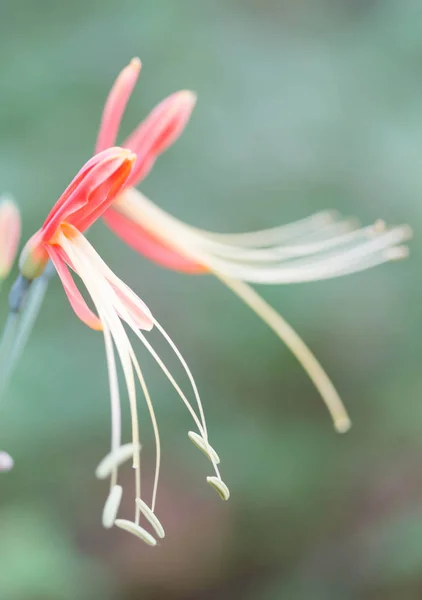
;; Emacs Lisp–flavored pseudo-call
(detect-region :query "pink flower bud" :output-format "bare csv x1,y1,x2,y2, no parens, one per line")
0,197,21,280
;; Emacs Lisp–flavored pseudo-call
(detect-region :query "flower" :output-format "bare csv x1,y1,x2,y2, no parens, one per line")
19,146,226,544
0,196,21,281
95,59,412,433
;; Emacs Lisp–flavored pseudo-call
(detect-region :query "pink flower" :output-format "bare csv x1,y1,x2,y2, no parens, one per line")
94,59,412,433
19,146,227,544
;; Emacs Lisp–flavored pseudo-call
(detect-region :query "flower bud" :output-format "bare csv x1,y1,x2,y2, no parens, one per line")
0,197,21,280
19,231,49,280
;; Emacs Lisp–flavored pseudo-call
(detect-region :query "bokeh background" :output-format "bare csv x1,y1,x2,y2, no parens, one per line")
0,0,421,598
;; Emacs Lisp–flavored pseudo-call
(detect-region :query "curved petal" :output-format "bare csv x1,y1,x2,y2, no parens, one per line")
103,207,206,274
124,90,196,187
46,246,103,330
41,148,135,241
95,58,142,153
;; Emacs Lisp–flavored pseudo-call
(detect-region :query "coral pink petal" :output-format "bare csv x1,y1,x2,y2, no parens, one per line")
123,90,196,186
47,246,103,330
0,200,20,278
41,148,135,241
103,207,206,274
96,58,142,153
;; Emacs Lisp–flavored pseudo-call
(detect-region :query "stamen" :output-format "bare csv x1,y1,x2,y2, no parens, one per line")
215,273,351,433
135,497,165,538
102,484,123,528
114,519,157,546
95,443,141,479
102,322,121,488
129,352,161,513
188,431,220,464
207,476,230,500
60,234,143,518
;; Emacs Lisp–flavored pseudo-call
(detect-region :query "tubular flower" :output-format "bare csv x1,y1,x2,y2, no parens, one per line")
19,146,226,544
0,196,21,281
97,59,412,433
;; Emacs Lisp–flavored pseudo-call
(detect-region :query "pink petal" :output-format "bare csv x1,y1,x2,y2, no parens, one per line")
41,148,135,241
103,207,206,274
95,58,142,153
123,90,196,187
0,198,20,279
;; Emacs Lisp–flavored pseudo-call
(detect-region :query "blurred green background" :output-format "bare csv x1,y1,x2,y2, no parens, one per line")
0,0,421,598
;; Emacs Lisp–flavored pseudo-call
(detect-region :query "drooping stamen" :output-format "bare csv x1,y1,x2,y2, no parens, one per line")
129,351,161,513
96,443,141,479
114,519,157,546
102,321,121,488
59,234,144,520
102,484,123,528
188,431,220,464
207,476,230,500
215,273,351,433
135,497,165,538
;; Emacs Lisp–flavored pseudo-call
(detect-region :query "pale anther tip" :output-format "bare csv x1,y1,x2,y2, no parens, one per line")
135,498,165,538
385,246,409,261
188,431,221,464
401,224,414,240
335,418,351,434
102,485,123,529
373,219,386,233
207,476,230,501
114,519,157,546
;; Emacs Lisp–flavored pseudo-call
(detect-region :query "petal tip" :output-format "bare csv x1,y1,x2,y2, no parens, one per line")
130,57,142,71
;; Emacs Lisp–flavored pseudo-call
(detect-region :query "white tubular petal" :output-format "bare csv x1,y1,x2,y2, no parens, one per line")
197,226,412,284
135,498,165,538
207,476,230,501
114,519,157,546
200,223,372,263
188,431,220,464
121,189,341,247
199,211,340,247
121,189,412,284
102,485,123,528
96,443,141,479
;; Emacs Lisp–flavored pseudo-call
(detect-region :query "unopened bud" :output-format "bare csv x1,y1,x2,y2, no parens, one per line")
19,232,49,280
0,197,21,280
